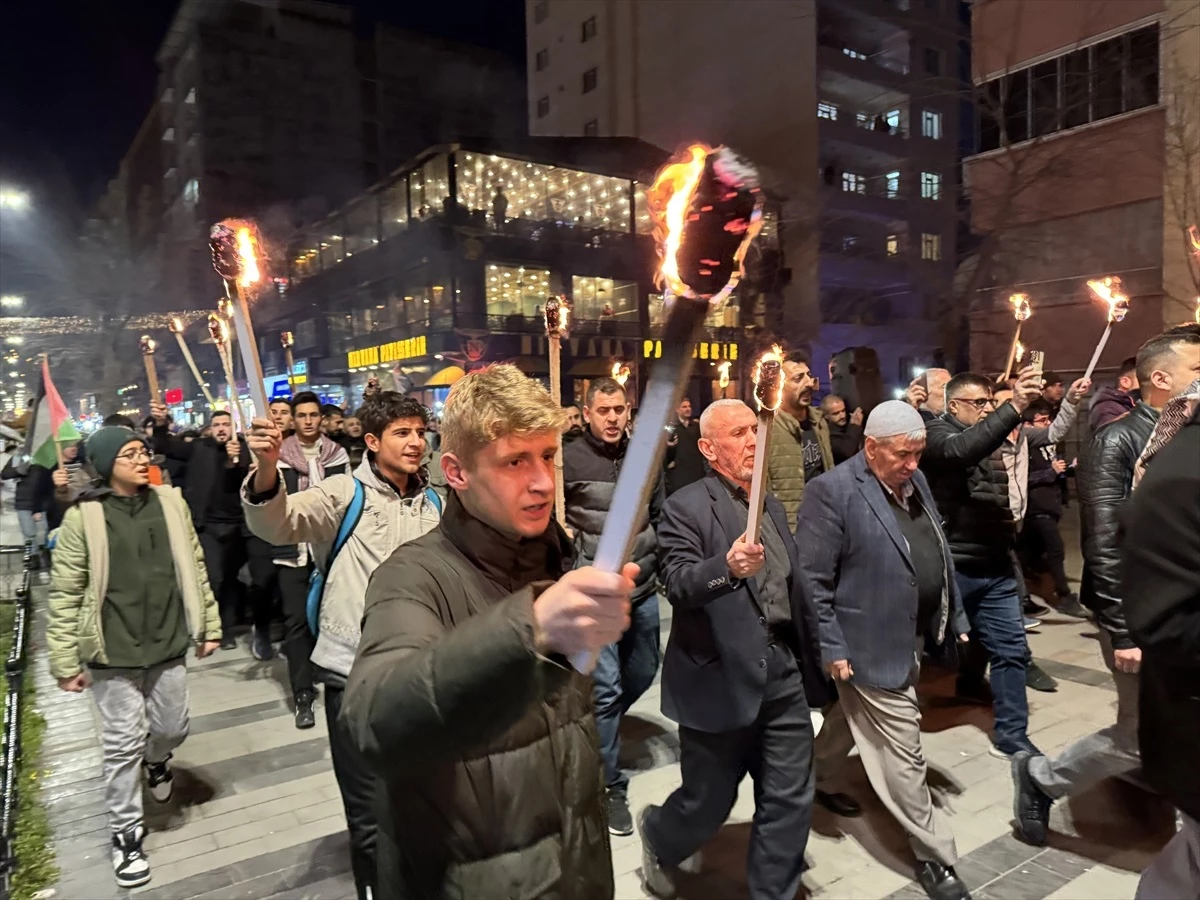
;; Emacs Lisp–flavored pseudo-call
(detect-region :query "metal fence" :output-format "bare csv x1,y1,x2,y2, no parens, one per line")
0,542,34,897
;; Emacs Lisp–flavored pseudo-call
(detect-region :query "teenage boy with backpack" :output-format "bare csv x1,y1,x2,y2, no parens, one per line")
243,391,441,900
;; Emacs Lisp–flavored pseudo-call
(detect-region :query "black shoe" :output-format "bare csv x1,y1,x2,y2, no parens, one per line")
251,628,274,661
112,824,151,888
1022,598,1046,617
219,634,237,651
143,755,174,803
954,678,993,705
1011,750,1052,846
294,690,316,730
637,806,676,899
815,789,862,817
606,786,634,836
1025,662,1058,693
915,860,971,900
1056,593,1090,619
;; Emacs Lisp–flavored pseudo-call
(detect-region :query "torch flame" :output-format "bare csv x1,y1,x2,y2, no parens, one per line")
1086,275,1131,323
717,360,731,390
1009,292,1032,322
1015,340,1025,363
208,314,229,344
650,144,710,298
751,344,785,413
611,361,631,387
236,227,261,288
217,298,233,320
543,295,571,339
139,335,157,355
1189,224,1200,252
281,331,294,349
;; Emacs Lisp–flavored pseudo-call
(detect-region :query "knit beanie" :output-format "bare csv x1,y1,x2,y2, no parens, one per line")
87,426,141,482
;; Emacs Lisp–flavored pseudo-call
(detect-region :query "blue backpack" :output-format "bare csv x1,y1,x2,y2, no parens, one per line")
305,481,443,635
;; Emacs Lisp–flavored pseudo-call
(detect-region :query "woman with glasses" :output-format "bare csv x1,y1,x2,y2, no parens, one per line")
45,425,221,890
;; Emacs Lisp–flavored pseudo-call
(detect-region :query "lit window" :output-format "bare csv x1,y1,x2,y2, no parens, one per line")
885,109,901,130
842,172,866,194
182,178,199,209
535,49,549,71
856,112,870,127
583,119,599,136
843,48,867,60
920,171,941,200
184,87,196,104
921,233,942,260
885,170,900,198
922,109,943,139
582,16,597,42
817,102,838,121
533,1,548,23
537,96,550,118
582,67,598,94
487,265,552,318
162,128,175,142
886,234,899,256
572,276,638,321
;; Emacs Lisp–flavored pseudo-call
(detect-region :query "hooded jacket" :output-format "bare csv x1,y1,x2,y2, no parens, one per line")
45,484,221,680
563,428,661,603
1077,402,1158,649
340,491,612,900
1088,386,1137,431
242,454,441,679
767,407,834,531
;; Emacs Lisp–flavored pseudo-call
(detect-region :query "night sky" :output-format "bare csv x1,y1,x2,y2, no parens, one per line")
0,0,526,217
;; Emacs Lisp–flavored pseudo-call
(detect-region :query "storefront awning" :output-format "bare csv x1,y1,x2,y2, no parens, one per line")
567,358,618,377
506,355,548,375
421,365,466,387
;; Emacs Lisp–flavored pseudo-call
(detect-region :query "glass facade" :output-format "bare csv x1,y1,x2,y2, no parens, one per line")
572,276,637,323
486,264,551,318
410,155,450,220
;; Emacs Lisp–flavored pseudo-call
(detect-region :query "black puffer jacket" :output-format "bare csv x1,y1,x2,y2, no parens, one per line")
920,403,1023,574
1077,402,1158,649
342,492,612,900
563,429,661,603
152,425,250,529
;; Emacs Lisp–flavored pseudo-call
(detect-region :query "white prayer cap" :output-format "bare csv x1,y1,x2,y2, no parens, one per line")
863,400,926,440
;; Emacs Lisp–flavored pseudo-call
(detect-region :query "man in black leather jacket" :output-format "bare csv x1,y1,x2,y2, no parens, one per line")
1011,329,1200,846
920,368,1042,758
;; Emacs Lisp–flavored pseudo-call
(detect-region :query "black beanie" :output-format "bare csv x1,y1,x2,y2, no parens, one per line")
87,427,141,482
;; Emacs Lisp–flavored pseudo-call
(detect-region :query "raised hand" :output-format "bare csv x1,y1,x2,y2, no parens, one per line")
533,563,637,658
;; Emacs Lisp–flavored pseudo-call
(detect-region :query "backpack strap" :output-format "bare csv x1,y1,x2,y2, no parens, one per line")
423,486,443,515
305,478,366,635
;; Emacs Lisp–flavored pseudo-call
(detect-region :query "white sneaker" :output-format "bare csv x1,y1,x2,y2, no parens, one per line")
112,824,151,888
144,755,174,803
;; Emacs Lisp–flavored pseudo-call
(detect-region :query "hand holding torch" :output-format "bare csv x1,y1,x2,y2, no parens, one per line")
139,335,161,402
1001,293,1032,382
745,346,784,544
170,317,217,406
579,144,764,673
1083,276,1131,381
543,295,571,528
211,221,270,419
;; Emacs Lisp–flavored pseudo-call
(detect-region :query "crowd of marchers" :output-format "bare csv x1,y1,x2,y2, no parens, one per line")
12,319,1198,900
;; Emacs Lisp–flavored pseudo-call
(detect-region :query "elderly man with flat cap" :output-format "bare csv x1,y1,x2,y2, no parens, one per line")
797,401,972,900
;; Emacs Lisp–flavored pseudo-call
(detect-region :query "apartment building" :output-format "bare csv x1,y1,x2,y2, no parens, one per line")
964,0,1199,378
526,0,966,390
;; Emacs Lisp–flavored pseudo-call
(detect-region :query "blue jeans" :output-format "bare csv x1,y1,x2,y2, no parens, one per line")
956,571,1031,753
17,509,46,552
592,595,661,791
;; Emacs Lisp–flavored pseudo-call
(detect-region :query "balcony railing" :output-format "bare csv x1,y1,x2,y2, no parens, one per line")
484,314,644,338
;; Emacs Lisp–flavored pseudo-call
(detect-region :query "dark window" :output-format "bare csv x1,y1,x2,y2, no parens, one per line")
1063,48,1090,128
583,119,599,136
360,80,377,118
361,121,379,153
582,16,597,42
1031,60,1059,137
535,48,549,71
1127,25,1159,110
582,67,598,93
1093,36,1124,119
533,1,548,24
979,78,1002,152
923,47,941,76
1004,69,1029,144
537,95,549,118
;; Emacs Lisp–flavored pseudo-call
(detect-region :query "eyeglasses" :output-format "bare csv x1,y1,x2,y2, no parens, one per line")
116,448,152,463
954,397,995,410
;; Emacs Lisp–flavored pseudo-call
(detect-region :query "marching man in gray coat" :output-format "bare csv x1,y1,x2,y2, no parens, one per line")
795,401,972,900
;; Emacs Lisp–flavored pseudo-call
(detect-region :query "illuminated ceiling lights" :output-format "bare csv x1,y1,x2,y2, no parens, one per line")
486,264,550,315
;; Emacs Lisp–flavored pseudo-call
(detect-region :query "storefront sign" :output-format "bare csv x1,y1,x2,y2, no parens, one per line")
292,359,308,377
642,340,738,362
347,335,428,369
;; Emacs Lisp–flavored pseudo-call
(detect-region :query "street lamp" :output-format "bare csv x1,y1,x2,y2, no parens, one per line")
0,188,30,210
0,295,23,308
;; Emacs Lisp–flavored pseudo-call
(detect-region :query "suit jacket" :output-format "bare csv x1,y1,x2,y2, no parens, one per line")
795,453,969,690
656,472,830,734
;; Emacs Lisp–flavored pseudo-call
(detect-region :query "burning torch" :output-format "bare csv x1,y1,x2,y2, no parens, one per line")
745,345,784,544
611,361,631,387
139,335,161,402
578,143,764,672
282,331,296,387
1082,276,1131,381
717,360,732,398
544,295,571,528
169,317,217,407
1001,293,1032,382
211,221,270,419
208,314,243,432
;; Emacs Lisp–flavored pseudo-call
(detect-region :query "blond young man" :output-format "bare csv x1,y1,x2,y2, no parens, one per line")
340,364,634,899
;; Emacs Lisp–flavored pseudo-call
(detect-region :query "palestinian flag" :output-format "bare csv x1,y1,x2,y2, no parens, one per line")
22,358,81,470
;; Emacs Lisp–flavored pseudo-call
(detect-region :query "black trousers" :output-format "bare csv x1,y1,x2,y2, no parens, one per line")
277,562,316,697
644,644,815,900
200,523,251,633
325,684,378,900
1022,515,1071,599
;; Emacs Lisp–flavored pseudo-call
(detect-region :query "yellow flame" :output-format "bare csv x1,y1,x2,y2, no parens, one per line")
1009,292,1032,321
1086,275,1131,323
281,331,294,348
717,360,731,390
1194,297,1199,324
1189,224,1200,252
751,344,785,412
649,144,711,297
611,361,631,386
1015,340,1025,363
236,227,261,288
